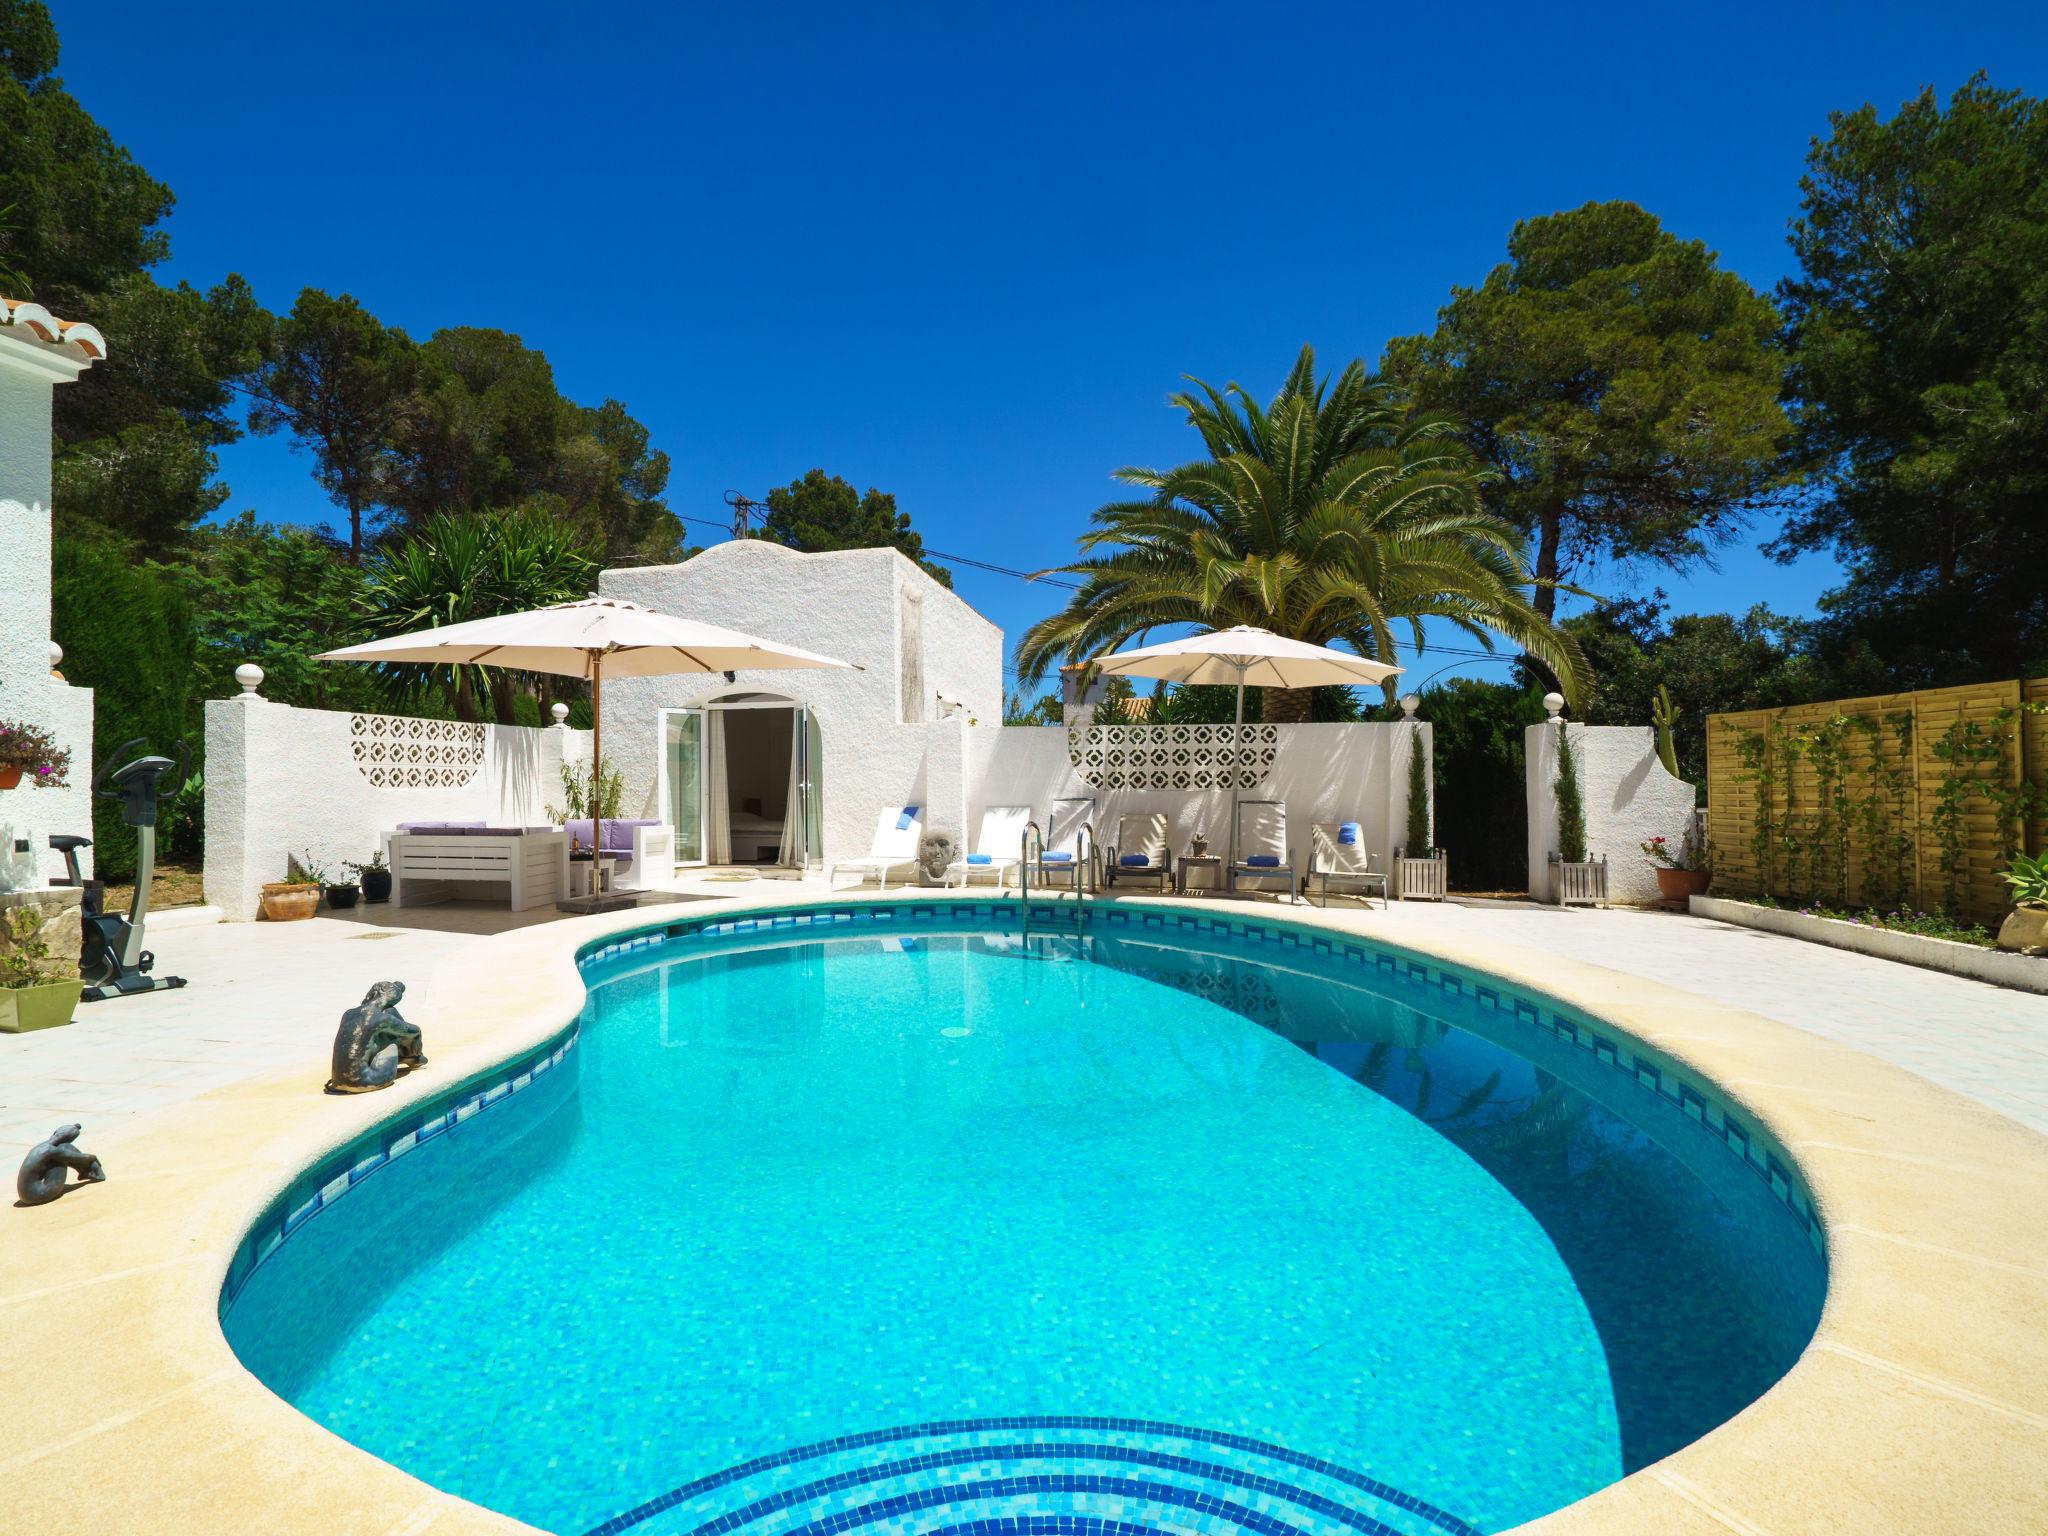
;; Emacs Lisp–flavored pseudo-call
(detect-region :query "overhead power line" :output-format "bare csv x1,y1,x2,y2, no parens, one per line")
665,504,1521,663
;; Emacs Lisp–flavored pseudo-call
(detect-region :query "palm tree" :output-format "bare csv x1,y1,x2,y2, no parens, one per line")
1015,346,1584,721
358,507,596,722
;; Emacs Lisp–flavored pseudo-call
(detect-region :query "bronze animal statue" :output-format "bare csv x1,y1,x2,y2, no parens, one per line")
17,1123,105,1206
327,980,427,1093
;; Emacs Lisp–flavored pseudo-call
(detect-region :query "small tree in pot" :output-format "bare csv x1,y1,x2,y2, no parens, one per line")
1549,726,1606,906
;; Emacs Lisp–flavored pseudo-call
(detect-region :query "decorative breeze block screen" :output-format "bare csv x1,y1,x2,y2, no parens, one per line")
351,713,486,789
1067,722,1277,791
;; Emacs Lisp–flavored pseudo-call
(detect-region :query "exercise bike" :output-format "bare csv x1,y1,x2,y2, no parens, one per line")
49,737,190,1002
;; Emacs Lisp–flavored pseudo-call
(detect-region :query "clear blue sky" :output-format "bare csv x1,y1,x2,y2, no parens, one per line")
58,1,2048,694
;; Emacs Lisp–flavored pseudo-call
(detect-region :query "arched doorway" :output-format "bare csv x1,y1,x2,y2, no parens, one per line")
658,692,823,871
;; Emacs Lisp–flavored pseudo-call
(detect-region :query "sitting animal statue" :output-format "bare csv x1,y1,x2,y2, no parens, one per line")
327,980,427,1093
17,1123,106,1207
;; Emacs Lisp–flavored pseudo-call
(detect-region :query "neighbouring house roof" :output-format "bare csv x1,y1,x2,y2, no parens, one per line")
0,296,107,361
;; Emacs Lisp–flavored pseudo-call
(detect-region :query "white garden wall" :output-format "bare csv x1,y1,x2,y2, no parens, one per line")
1525,721,1696,905
1,327,100,891
203,694,589,920
965,720,1426,876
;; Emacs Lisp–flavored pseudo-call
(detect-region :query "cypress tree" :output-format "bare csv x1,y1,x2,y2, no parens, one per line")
1554,726,1587,863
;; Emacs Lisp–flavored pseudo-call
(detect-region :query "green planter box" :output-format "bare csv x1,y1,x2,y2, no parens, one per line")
0,978,84,1033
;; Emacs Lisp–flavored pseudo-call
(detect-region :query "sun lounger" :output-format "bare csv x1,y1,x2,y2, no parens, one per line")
1227,800,1299,902
828,805,924,890
1106,810,1173,892
945,805,1034,890
1027,796,1096,892
1310,820,1387,908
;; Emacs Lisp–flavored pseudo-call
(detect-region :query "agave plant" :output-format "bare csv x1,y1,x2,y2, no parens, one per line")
1016,346,1585,720
2000,851,2048,908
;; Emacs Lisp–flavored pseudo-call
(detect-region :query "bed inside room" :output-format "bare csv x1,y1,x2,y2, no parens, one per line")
707,702,796,865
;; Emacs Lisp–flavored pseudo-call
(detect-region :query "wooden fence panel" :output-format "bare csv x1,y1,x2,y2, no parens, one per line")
2027,677,2048,860
1706,678,2043,926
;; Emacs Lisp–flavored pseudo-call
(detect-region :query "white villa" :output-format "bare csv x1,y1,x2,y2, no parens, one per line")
189,539,1431,917
0,294,1692,922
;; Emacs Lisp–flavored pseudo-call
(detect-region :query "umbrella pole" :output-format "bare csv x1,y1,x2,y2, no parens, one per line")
1229,672,1244,873
591,650,604,897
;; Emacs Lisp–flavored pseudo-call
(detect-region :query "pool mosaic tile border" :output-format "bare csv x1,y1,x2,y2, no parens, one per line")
582,900,1827,1262
582,1416,1483,1536
218,1026,579,1318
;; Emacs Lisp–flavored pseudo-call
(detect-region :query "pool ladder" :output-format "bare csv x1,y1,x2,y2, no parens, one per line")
1019,819,1093,939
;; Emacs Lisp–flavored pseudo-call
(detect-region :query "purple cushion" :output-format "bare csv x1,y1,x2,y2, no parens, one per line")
562,818,662,853
396,820,487,833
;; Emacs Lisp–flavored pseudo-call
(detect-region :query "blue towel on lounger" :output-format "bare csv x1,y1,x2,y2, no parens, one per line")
1339,821,1360,845
896,805,918,830
1041,850,1073,863
1120,853,1151,867
1247,854,1280,867
966,853,992,865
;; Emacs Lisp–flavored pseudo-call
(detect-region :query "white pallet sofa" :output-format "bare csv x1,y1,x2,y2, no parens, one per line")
387,824,569,911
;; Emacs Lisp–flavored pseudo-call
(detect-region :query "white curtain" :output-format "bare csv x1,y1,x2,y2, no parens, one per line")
777,710,803,866
705,708,731,863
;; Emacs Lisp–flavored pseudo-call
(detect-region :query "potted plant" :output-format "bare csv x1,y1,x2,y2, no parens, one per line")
0,718,72,791
1997,853,2048,954
1550,726,1606,906
324,873,361,909
1642,822,1711,902
260,853,326,922
347,853,393,904
1395,730,1447,898
1,905,83,1033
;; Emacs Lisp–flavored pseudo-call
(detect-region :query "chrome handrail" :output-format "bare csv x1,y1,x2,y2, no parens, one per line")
1020,820,1044,902
1073,821,1095,910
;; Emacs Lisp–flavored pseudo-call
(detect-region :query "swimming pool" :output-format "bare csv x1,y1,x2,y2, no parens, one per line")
221,900,1826,1536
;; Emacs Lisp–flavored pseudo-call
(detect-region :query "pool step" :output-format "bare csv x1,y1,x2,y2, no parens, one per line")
584,1417,1481,1536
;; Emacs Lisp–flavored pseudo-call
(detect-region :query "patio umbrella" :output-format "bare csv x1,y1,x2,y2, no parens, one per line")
1092,626,1402,868
319,597,853,909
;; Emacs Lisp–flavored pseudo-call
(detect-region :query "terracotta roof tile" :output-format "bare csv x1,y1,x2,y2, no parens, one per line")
0,296,107,360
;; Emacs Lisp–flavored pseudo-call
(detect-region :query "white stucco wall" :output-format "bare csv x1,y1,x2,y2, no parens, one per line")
0,329,100,891
598,542,1003,864
965,720,1426,875
1525,721,1697,905
202,696,588,920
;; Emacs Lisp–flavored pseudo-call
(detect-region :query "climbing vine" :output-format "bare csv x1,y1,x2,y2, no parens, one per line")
1715,685,2044,921
1731,722,1784,896
1850,711,1914,911
1801,713,1855,906
1930,703,2048,910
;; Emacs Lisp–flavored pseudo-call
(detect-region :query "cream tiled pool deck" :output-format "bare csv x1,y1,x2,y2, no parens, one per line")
3,882,2046,1535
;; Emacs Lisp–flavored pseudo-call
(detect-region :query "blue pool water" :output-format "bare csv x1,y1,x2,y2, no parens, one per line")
223,908,1824,1536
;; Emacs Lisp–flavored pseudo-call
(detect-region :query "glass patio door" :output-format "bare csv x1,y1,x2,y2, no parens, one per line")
798,705,823,869
661,708,705,864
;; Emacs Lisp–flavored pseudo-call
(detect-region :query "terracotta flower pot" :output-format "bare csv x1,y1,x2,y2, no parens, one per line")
0,978,82,1033
259,883,322,922
1654,867,1711,902
0,765,21,790
1997,903,2048,955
